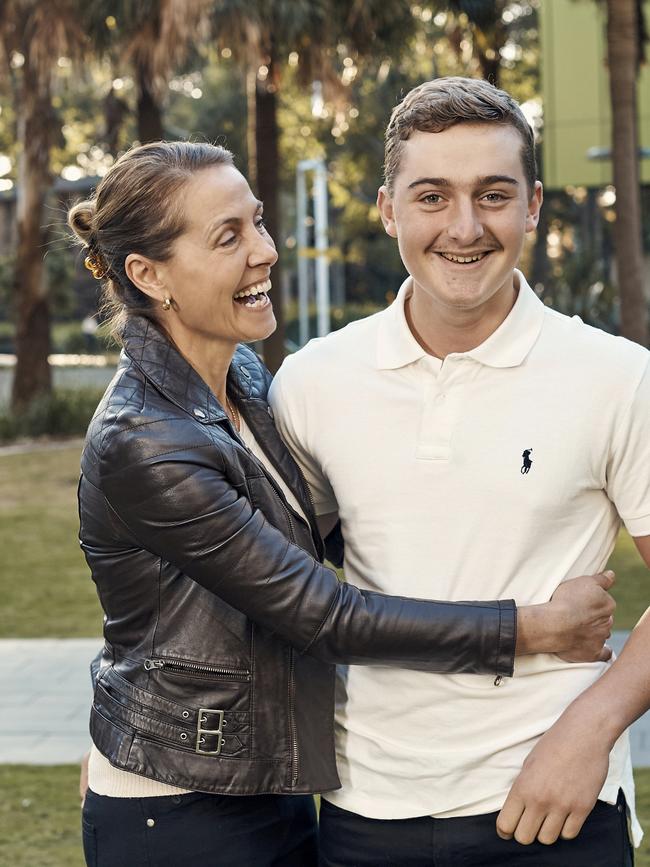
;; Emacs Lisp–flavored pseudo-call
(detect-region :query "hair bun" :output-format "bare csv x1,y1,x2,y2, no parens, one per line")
68,200,97,246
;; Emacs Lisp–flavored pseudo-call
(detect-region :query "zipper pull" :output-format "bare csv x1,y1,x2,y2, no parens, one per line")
493,675,503,686
144,659,164,671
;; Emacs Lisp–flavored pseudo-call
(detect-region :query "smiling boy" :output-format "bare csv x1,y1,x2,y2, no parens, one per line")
270,78,650,865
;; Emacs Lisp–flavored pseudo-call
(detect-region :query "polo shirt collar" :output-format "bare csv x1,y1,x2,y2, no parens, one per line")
376,270,544,371
465,271,545,368
376,277,429,370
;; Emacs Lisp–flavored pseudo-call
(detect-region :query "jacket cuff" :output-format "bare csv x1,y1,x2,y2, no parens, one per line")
495,600,517,677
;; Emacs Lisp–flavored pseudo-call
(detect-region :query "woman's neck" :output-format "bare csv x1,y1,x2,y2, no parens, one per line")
162,321,236,407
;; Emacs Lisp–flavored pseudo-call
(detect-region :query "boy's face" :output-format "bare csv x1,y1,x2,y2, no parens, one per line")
377,123,542,319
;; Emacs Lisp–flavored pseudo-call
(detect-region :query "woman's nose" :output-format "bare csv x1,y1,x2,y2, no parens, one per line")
249,231,278,267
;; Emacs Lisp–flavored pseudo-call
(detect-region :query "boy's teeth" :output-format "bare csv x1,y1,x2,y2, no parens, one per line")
441,253,485,263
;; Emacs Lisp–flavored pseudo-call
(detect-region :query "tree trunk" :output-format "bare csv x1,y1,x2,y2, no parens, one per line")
11,64,53,413
255,50,286,374
475,43,501,86
245,69,258,191
136,61,164,143
606,0,648,346
103,85,128,155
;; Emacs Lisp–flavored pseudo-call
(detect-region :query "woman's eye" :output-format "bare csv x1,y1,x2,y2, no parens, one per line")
255,217,267,231
220,234,238,247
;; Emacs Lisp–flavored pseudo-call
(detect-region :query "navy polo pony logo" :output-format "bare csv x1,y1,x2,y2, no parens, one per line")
521,449,533,474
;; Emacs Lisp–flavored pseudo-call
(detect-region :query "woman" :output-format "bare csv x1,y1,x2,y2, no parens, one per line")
71,141,611,867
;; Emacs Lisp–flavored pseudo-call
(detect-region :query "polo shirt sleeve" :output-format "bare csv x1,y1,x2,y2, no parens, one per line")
606,355,650,537
269,358,338,516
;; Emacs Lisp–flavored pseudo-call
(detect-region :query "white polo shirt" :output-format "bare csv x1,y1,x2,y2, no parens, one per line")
269,271,650,844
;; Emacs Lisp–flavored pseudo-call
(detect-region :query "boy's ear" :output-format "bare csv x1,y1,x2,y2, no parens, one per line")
377,186,398,238
525,181,543,233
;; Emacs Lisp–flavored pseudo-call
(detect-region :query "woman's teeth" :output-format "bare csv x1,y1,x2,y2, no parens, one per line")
233,279,272,307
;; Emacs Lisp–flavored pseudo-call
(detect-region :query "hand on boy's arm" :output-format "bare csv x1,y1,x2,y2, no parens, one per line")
516,571,615,661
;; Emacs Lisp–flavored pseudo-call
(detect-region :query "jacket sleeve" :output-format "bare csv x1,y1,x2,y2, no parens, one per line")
100,424,516,677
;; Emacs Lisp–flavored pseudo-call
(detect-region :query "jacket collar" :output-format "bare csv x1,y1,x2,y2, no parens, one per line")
376,270,544,370
121,316,257,424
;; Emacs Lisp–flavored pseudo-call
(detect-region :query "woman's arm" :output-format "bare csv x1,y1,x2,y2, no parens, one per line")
95,427,514,675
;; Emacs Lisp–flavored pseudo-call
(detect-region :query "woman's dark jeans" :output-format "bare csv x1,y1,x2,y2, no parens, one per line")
82,788,317,867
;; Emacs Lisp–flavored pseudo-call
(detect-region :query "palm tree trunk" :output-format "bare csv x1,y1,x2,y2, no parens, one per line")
11,63,52,412
256,49,286,374
606,0,648,346
136,60,164,143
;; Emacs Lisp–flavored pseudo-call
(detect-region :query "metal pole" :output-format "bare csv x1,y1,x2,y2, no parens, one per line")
313,162,330,337
296,165,309,346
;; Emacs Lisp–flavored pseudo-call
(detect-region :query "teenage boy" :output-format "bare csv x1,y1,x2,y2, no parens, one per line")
270,77,650,865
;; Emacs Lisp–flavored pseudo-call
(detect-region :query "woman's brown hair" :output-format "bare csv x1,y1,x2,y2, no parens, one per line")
68,140,234,341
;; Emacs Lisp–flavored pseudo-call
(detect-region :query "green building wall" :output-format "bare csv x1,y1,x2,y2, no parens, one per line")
541,0,650,189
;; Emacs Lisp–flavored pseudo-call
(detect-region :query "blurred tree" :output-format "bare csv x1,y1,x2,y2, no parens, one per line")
605,0,648,346
0,0,86,411
86,0,213,144
428,0,508,86
210,0,416,371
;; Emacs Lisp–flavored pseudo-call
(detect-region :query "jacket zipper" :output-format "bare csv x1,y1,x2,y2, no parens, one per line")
237,435,299,545
288,649,299,787
143,658,250,680
234,400,321,550
293,461,324,556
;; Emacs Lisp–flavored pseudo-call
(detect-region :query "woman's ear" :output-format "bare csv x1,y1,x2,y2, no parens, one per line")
124,253,167,303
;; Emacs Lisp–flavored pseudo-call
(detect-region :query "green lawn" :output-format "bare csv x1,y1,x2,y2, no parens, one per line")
0,444,103,638
0,765,648,867
0,443,647,638
608,529,650,630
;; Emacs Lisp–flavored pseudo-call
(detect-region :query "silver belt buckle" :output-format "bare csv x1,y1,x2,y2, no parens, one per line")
196,708,224,755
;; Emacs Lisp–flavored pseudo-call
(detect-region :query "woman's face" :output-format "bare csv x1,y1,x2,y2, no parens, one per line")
157,165,278,346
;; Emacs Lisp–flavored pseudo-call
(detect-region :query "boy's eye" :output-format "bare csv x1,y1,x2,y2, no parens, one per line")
422,194,443,204
482,193,506,202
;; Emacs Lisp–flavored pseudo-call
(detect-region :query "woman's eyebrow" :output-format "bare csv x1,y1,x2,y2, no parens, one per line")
205,200,265,239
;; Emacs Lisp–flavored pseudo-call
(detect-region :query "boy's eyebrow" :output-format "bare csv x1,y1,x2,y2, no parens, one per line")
408,177,449,189
407,175,520,189
477,175,519,187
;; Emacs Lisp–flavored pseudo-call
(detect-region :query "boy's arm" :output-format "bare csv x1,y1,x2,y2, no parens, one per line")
497,535,650,846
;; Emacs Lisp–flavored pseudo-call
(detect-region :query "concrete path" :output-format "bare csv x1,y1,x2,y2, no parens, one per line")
0,634,648,766
0,639,97,764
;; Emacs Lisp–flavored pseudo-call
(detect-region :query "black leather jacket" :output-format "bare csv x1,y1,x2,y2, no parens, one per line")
79,316,516,796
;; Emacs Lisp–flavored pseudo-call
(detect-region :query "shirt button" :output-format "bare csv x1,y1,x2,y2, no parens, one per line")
146,818,155,827
193,408,206,419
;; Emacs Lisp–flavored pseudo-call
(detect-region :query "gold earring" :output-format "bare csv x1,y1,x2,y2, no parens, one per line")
162,297,172,311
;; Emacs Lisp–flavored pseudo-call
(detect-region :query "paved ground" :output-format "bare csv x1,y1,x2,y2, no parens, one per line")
0,633,648,766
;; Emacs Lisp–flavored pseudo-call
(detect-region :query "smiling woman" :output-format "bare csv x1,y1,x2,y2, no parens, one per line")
64,140,560,867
